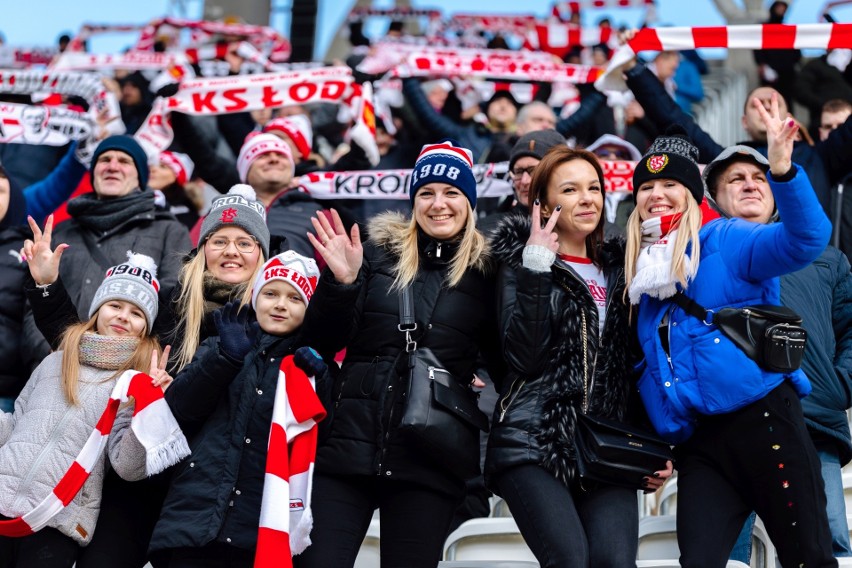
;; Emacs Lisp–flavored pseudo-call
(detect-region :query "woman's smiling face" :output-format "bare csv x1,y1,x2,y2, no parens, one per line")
635,178,689,221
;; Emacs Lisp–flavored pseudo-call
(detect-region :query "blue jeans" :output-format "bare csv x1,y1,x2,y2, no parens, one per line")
730,445,852,560
0,397,15,413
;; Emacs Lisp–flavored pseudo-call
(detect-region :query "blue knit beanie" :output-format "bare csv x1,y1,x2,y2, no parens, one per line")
409,139,477,209
90,135,149,190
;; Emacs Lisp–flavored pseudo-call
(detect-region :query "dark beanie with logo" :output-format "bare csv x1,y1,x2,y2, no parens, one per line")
632,125,704,205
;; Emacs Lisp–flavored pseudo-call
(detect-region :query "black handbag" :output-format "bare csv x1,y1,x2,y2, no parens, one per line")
396,286,490,479
672,292,807,374
570,308,674,490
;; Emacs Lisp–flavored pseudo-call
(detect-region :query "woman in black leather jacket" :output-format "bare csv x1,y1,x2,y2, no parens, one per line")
485,146,672,568
295,141,502,568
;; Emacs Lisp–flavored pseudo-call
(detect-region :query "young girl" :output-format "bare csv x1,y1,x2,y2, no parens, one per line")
150,250,328,568
0,252,188,568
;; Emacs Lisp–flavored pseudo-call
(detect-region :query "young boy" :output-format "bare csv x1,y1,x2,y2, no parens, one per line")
149,251,329,568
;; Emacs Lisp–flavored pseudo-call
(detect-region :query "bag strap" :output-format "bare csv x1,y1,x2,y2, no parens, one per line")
671,291,716,326
397,276,442,352
398,286,418,352
78,229,115,272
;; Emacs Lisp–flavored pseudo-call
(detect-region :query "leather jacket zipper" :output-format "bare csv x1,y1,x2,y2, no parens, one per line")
498,377,526,422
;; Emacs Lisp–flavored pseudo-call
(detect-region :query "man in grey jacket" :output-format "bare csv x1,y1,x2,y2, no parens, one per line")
24,135,191,351
702,144,852,559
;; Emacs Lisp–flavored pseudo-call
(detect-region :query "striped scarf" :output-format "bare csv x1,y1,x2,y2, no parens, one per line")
628,213,694,305
255,355,326,568
0,370,189,537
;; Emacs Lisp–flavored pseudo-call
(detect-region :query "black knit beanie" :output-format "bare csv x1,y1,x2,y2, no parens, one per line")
632,125,704,204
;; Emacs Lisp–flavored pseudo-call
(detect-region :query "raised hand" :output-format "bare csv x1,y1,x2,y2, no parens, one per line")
752,91,797,176
22,215,69,286
149,345,173,391
213,301,258,361
294,346,327,378
307,209,363,285
526,200,562,253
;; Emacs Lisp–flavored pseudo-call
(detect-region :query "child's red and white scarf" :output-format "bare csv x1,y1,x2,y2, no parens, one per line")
628,213,695,305
255,355,326,568
0,370,189,537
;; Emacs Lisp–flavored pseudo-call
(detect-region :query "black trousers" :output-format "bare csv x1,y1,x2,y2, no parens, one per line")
675,381,837,568
166,542,255,568
0,522,78,568
494,464,639,568
75,469,170,568
294,473,461,568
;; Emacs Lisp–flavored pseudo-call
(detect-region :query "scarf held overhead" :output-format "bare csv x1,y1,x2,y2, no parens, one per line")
255,355,326,568
0,370,189,537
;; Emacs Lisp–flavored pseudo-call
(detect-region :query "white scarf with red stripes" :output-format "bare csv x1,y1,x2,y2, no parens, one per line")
254,355,326,568
628,213,695,305
0,370,189,537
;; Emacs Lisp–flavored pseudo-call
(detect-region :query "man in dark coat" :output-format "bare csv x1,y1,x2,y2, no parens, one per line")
702,144,852,559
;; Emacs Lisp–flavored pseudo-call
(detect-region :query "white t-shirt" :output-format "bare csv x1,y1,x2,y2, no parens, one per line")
558,254,607,335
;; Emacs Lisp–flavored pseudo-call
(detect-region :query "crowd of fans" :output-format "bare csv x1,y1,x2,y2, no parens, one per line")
0,1,850,566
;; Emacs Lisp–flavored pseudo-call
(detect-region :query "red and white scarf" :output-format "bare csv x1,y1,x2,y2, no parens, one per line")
0,370,189,537
134,66,379,165
598,23,852,92
628,213,695,305
255,355,326,568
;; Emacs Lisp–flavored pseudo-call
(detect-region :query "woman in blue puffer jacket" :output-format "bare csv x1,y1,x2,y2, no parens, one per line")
624,95,836,568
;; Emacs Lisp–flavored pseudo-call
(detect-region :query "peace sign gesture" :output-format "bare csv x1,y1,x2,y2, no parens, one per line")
308,209,363,285
751,91,797,176
149,345,173,391
525,200,562,253
22,214,69,286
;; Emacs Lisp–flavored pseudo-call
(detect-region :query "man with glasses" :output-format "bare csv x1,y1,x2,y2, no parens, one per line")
479,129,567,234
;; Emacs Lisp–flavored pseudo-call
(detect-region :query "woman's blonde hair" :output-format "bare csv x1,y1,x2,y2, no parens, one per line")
389,202,488,290
59,314,161,406
172,246,264,372
624,192,703,296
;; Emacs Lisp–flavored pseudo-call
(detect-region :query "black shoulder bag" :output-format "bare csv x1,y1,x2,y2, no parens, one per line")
568,297,674,490
396,285,490,479
671,291,807,374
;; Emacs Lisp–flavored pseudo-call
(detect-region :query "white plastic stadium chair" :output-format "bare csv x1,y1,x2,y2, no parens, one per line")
443,517,536,562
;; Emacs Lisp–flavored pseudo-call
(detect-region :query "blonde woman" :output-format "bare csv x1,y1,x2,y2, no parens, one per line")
296,141,501,568
170,184,269,372
625,100,836,566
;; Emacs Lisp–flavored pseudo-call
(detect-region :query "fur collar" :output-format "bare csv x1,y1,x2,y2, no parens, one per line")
366,211,492,274
489,211,626,271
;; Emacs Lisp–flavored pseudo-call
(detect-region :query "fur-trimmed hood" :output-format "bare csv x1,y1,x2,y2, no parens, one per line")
367,210,492,274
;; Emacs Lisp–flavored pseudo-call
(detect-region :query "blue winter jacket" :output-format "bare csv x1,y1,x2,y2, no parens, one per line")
636,165,831,444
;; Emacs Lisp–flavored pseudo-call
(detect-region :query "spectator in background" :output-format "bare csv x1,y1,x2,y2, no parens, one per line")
673,50,706,115
0,161,39,413
796,50,852,137
118,72,152,135
753,1,801,108
818,98,852,261
149,151,199,231
515,102,558,137
585,133,643,230
479,129,567,233
57,33,71,53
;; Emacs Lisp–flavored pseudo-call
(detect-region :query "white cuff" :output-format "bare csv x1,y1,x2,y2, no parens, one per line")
522,245,556,273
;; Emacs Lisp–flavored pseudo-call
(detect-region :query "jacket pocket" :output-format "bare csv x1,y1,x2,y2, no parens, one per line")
692,330,763,414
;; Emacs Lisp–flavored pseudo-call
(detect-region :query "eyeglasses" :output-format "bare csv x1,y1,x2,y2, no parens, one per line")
206,236,258,253
510,166,537,179
593,148,633,161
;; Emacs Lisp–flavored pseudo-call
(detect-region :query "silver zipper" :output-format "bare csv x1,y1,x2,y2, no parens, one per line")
428,366,449,380
498,377,527,422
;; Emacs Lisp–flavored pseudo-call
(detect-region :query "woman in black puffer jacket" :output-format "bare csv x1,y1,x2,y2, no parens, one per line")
296,141,502,568
485,147,672,568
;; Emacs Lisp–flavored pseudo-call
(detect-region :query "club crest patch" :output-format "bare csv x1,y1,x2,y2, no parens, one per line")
646,154,668,174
